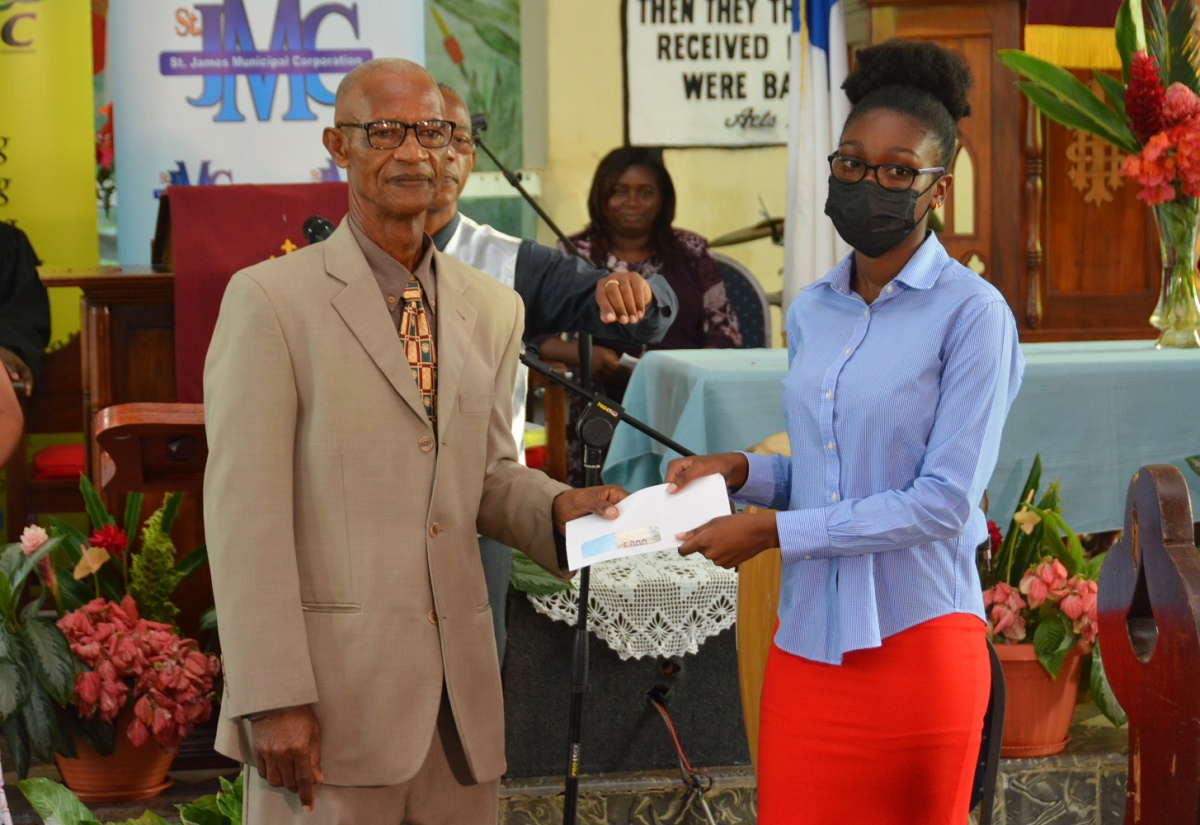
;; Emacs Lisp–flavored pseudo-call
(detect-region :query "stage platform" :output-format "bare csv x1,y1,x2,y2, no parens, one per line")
3,704,1128,824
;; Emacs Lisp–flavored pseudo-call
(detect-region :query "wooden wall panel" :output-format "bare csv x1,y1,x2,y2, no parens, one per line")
865,1,1024,327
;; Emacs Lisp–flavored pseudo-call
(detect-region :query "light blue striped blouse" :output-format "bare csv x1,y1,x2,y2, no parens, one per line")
735,232,1025,665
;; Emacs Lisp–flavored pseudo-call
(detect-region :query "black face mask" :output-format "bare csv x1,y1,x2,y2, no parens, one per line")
823,176,937,259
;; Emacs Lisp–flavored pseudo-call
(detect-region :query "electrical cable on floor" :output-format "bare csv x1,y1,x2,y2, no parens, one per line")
647,686,717,825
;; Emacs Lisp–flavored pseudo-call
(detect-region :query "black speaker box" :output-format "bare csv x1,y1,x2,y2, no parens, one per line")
502,589,751,777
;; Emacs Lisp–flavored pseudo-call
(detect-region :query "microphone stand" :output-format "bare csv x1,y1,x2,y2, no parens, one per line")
518,350,695,825
470,115,679,824
471,118,624,825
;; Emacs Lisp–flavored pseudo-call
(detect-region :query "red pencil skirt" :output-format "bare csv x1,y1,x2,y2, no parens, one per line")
756,613,989,825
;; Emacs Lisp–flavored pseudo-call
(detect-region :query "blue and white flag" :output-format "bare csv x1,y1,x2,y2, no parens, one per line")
783,0,849,312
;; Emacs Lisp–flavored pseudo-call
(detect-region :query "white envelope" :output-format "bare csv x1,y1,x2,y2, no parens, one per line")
565,474,732,569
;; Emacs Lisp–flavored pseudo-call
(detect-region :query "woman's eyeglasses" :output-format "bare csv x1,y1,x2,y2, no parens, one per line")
827,153,944,192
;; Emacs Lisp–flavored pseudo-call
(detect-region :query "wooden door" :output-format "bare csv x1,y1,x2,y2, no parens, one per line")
863,0,1024,327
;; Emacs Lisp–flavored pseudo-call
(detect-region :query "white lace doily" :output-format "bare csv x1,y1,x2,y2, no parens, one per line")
525,550,737,660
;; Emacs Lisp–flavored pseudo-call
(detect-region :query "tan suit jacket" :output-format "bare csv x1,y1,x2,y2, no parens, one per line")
203,221,569,787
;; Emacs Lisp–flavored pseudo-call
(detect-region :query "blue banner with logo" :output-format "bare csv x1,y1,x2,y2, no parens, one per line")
109,0,423,265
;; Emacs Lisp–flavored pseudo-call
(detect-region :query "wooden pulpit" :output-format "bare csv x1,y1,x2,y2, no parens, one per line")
1098,465,1200,825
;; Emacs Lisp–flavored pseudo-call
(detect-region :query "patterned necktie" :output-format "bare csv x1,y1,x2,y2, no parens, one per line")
399,278,436,426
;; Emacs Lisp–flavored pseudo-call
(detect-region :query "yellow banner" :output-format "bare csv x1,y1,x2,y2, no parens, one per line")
1024,25,1122,71
0,0,96,344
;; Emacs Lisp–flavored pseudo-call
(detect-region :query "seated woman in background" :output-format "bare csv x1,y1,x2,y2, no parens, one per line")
538,146,742,398
538,147,741,483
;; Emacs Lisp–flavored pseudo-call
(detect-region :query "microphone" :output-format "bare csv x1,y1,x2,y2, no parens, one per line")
303,215,335,244
470,113,488,136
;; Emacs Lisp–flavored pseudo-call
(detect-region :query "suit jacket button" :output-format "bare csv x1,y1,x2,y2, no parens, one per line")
427,610,438,625
418,436,435,452
429,522,440,537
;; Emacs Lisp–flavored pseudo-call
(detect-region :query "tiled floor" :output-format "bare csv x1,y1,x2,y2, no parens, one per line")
4,704,1127,824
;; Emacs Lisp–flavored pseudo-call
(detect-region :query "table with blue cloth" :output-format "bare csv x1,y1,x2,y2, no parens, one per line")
602,342,1200,533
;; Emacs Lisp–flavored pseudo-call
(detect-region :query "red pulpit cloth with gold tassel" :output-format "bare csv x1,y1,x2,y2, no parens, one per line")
1025,0,1124,70
168,182,349,403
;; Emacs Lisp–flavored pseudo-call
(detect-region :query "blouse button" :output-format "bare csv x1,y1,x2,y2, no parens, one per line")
418,435,435,452
885,284,894,293
844,348,851,356
429,523,441,537
863,309,870,317
803,554,813,560
831,492,839,502
825,390,833,400
427,610,438,625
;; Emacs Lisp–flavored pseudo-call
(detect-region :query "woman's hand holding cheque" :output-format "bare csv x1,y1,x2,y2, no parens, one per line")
665,452,778,569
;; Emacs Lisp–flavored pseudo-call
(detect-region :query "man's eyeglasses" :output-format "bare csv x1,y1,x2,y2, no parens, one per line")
827,153,944,192
337,120,457,150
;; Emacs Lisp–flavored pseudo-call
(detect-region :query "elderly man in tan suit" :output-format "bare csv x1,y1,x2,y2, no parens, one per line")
203,58,626,824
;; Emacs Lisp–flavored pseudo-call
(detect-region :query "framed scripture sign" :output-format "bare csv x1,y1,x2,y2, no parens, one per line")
622,0,792,148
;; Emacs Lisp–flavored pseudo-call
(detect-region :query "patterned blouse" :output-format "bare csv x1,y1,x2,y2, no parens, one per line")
560,228,743,358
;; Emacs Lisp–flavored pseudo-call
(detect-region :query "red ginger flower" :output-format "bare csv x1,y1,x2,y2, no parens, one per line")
88,523,128,559
1126,51,1167,144
987,520,1003,554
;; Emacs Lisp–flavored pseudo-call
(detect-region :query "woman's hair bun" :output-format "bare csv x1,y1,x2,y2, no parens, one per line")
843,39,972,121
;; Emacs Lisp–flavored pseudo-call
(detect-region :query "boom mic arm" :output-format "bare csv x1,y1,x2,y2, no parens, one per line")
468,114,596,267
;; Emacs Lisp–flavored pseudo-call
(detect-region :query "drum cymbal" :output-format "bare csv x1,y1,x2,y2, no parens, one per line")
710,217,784,247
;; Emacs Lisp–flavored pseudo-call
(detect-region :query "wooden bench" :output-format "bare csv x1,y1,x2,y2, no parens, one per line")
1098,464,1200,825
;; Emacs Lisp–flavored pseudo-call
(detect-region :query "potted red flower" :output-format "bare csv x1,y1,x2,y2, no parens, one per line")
980,455,1126,757
0,477,218,801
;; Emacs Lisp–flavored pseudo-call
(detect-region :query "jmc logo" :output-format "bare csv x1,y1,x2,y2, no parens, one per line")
0,0,39,49
155,160,235,198
165,0,370,123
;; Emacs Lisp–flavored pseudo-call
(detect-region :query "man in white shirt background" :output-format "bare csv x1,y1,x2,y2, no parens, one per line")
426,85,678,661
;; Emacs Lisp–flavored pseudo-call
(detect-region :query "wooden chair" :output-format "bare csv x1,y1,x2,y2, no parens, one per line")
5,336,87,540
1098,464,1200,825
712,253,771,348
93,402,207,495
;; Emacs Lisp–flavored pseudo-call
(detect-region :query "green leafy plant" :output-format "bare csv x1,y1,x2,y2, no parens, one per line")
509,550,573,596
55,476,207,626
0,477,214,778
0,530,77,779
178,773,244,825
980,455,1126,727
16,772,243,825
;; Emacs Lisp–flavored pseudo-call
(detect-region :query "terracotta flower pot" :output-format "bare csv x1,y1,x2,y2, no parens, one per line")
54,704,175,803
994,643,1083,758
